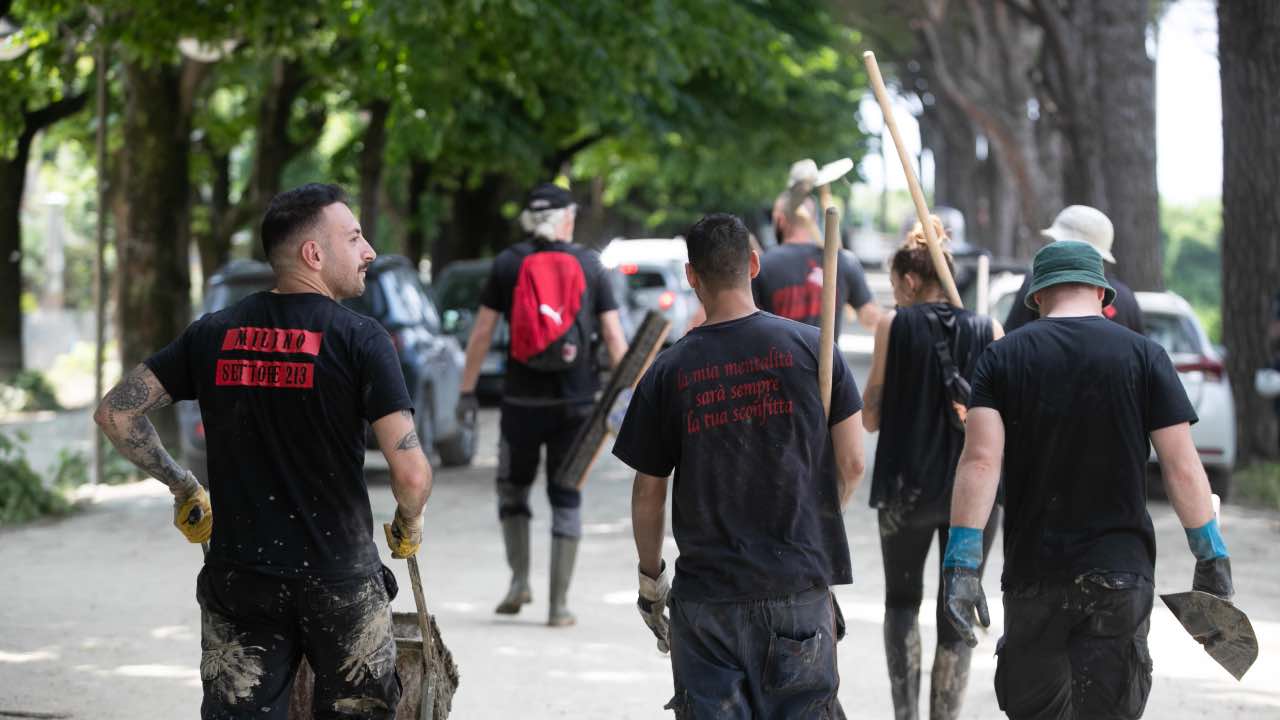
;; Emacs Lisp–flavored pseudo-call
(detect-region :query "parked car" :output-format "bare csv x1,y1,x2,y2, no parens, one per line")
432,259,509,400
1136,291,1237,498
179,256,475,485
600,238,699,345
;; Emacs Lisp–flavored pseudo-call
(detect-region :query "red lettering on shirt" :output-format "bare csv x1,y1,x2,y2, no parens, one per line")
221,327,324,356
215,359,314,389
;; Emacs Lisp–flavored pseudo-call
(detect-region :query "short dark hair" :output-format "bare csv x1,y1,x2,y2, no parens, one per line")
685,213,751,290
261,183,348,262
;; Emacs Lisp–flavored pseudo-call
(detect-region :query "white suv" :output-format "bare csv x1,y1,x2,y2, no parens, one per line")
1135,291,1237,498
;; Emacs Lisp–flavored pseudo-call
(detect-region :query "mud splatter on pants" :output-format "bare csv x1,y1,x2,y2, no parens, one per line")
995,572,1153,720
665,586,845,719
196,564,401,719
495,402,592,538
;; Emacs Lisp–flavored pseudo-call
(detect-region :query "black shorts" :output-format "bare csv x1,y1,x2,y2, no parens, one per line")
196,564,401,719
995,572,1153,720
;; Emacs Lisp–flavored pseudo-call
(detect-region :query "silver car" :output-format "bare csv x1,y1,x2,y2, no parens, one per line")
600,238,699,345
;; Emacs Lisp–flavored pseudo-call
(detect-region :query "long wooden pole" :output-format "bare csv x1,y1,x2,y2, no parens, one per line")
863,51,962,308
818,206,840,416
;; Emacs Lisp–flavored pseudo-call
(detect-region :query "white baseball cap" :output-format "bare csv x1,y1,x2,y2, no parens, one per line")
788,159,819,188
1041,205,1115,263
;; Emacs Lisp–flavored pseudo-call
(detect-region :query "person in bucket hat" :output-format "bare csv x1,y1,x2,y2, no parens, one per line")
940,238,1234,719
1004,205,1144,333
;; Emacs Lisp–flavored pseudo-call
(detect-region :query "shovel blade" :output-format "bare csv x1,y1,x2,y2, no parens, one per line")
816,157,853,186
1160,591,1258,681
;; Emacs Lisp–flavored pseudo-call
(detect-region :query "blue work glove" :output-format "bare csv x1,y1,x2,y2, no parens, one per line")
942,526,988,648
1186,518,1233,599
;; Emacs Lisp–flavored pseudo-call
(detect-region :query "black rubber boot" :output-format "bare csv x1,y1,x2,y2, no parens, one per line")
884,607,922,720
494,516,532,614
547,536,579,627
929,641,972,720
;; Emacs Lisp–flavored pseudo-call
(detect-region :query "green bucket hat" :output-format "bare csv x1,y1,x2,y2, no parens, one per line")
1024,239,1116,309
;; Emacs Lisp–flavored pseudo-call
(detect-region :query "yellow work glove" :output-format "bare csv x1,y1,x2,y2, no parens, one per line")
172,472,212,544
384,507,423,559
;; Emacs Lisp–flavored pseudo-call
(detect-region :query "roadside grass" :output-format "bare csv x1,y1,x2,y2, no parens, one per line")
1234,462,1280,511
0,429,141,526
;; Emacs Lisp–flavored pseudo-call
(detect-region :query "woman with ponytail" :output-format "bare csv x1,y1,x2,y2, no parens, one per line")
862,216,1003,720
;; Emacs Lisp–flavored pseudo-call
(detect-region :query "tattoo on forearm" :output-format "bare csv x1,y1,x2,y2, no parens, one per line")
395,429,421,451
865,385,883,415
100,365,183,488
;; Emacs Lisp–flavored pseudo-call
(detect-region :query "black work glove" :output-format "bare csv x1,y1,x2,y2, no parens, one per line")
942,567,990,648
1192,556,1234,600
457,391,478,426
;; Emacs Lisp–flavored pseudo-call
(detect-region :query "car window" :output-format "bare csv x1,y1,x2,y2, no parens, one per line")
204,278,272,313
436,267,489,311
378,267,441,330
627,271,668,291
1142,312,1201,356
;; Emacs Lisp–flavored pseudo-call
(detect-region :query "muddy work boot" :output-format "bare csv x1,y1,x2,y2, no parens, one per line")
495,516,532,615
547,536,579,627
884,607,922,720
929,641,973,720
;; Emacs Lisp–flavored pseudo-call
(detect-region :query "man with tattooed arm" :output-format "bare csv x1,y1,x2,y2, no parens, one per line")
95,183,430,718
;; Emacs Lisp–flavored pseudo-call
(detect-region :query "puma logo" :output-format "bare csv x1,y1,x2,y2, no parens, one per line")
539,304,564,325
806,262,824,287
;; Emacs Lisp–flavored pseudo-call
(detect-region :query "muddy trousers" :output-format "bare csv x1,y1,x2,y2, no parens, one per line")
495,402,592,538
878,507,1000,720
995,573,1153,720
196,564,401,720
666,587,845,720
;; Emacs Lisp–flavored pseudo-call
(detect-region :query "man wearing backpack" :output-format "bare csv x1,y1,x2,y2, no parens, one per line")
459,182,629,626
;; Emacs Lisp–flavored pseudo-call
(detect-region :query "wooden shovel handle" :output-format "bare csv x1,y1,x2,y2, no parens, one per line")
863,50,962,308
819,206,841,417
385,524,437,664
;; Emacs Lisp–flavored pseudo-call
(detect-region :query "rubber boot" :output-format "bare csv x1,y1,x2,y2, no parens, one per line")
494,516,531,614
884,607,922,720
547,536,579,627
929,641,972,720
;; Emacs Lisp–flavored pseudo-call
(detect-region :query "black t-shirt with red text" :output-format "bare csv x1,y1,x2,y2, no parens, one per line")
753,244,874,334
479,238,619,405
612,312,861,602
969,316,1196,588
145,291,411,579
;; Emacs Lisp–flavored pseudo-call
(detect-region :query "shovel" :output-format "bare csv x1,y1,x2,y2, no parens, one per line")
386,524,459,719
1160,590,1258,680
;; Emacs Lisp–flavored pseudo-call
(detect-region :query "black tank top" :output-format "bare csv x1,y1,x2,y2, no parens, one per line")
870,303,994,519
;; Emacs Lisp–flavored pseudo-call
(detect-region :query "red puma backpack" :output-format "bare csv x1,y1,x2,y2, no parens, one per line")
509,246,589,372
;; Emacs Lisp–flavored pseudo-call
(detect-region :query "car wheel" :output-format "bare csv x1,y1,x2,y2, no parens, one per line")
1207,467,1232,503
437,413,477,467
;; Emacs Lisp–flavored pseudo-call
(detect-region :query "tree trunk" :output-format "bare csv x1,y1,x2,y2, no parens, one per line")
1092,0,1162,290
0,94,89,380
1219,0,1280,463
0,140,32,380
195,149,234,279
926,96,982,247
119,60,192,446
434,173,511,275
358,100,390,246
404,159,431,264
